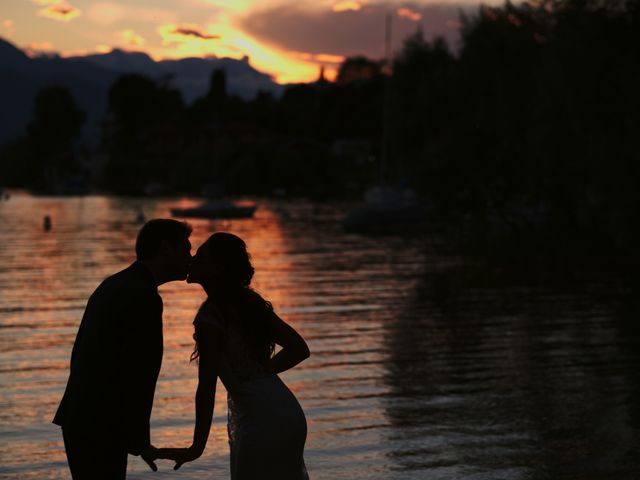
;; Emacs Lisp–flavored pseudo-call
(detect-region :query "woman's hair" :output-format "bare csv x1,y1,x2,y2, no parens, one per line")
207,232,255,288
191,232,275,363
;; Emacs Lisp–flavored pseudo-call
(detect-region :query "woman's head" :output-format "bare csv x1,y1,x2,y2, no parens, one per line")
188,232,275,364
187,232,254,290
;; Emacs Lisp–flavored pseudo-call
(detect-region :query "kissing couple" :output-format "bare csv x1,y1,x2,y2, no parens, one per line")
53,219,311,479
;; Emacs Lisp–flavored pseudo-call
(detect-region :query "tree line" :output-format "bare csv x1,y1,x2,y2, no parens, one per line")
1,0,638,267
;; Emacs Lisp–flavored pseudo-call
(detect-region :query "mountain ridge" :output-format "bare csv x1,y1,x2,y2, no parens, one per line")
0,38,284,145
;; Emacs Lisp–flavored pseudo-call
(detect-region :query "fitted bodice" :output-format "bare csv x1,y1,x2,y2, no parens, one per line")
193,300,273,394
193,298,309,480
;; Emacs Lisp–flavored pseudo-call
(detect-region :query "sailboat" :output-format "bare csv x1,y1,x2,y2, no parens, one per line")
343,14,427,233
343,182,425,233
170,200,257,219
170,183,257,219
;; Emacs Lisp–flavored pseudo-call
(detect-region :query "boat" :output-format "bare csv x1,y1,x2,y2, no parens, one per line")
343,14,427,234
171,199,257,219
344,184,426,233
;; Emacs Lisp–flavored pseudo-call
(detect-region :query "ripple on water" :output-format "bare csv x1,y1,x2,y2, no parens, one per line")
1,194,639,479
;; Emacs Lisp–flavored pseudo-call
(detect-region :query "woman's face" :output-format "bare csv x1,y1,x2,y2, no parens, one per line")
187,241,223,285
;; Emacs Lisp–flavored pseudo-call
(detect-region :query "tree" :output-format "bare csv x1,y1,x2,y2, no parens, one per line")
104,74,184,192
27,85,85,184
336,57,382,85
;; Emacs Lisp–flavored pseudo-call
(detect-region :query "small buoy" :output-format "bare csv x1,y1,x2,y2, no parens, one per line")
43,215,52,231
135,210,146,224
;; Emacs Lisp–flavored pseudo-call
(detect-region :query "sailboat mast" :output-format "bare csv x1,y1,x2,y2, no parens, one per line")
385,12,392,63
380,12,392,184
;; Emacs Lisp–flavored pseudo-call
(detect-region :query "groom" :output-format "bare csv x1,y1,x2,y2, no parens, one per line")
53,219,192,479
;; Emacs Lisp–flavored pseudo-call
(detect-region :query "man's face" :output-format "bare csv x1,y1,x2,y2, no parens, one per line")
162,237,192,281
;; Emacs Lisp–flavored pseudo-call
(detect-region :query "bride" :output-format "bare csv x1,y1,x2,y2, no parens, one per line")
158,232,310,479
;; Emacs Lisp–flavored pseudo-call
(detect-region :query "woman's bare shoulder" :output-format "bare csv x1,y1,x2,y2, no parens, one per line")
194,300,225,327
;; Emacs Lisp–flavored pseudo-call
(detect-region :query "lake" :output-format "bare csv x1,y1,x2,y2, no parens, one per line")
0,194,639,479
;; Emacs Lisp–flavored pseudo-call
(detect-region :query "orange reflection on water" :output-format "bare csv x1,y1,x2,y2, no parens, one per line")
1,195,420,479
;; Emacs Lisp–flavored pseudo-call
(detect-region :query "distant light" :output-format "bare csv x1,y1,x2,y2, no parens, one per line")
333,1,362,13
397,7,422,22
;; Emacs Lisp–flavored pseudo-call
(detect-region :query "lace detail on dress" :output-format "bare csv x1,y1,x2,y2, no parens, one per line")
194,300,309,480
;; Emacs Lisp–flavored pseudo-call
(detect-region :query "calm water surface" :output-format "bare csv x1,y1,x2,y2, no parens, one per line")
0,194,639,479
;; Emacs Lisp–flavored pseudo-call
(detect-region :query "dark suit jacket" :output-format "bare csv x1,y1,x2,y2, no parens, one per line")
53,262,163,455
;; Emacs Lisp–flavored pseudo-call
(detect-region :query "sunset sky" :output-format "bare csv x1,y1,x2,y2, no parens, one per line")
1,0,499,83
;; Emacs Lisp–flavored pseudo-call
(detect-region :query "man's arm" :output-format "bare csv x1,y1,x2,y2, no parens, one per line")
115,289,163,457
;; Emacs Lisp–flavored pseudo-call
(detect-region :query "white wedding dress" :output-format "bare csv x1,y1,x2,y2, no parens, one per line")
194,301,310,480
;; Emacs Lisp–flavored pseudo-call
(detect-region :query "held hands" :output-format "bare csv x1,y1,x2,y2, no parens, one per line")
150,446,203,471
140,445,160,472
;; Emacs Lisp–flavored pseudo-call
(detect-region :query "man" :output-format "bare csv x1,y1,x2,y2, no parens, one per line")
53,219,192,479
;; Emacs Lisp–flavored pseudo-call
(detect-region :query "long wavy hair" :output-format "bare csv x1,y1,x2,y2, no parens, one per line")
190,232,275,364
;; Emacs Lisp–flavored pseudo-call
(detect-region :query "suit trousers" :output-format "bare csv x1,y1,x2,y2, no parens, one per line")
62,426,128,480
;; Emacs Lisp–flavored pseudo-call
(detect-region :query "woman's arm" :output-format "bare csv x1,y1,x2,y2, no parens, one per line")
268,311,311,374
191,323,219,453
173,323,219,469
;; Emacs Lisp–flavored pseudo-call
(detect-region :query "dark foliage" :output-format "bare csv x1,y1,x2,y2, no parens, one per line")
1,0,637,268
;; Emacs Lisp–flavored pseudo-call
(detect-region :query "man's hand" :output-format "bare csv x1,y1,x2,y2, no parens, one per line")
140,445,159,472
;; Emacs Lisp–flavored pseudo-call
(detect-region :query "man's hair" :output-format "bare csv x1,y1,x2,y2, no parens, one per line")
136,219,192,261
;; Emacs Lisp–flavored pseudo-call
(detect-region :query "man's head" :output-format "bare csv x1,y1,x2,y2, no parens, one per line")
136,219,192,284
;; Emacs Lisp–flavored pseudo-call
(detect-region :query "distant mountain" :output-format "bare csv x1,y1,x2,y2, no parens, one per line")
0,37,29,64
72,50,281,104
0,38,284,146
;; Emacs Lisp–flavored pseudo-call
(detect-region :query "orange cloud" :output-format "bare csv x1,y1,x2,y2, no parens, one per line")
24,41,56,57
37,2,81,22
397,7,422,21
121,29,145,46
315,53,345,64
151,21,321,84
332,1,363,12
294,51,344,65
59,44,113,57
96,44,113,53
86,2,124,25
32,0,62,5
86,3,175,26
288,51,344,79
2,19,15,36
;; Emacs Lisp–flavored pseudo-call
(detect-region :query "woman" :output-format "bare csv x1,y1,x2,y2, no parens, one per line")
163,232,310,479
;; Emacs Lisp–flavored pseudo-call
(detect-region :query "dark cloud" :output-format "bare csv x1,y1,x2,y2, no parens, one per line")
52,5,75,15
37,3,81,22
240,2,474,58
172,27,220,41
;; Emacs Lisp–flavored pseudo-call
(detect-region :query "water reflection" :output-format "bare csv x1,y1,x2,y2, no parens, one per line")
384,265,640,479
1,194,639,479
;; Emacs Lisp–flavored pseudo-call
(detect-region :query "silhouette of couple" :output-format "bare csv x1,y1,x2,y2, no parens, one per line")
53,219,310,479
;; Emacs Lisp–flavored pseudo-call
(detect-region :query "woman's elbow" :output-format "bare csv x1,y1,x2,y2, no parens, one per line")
300,344,311,360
